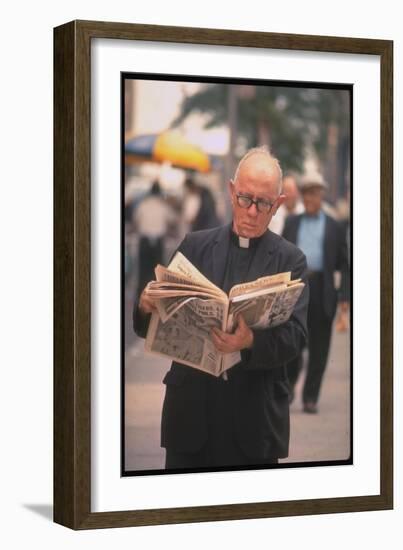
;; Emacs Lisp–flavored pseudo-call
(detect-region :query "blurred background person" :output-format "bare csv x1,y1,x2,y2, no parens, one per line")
183,174,221,232
282,174,349,414
270,173,304,234
133,180,177,299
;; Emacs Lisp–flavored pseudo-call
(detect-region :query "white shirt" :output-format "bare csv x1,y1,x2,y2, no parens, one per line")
269,201,304,235
134,195,175,238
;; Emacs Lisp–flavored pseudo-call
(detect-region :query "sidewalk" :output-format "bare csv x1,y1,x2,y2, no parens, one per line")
282,327,351,464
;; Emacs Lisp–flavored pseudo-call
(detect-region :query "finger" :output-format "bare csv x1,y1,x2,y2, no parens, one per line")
140,294,157,313
211,333,226,352
211,330,234,352
234,320,246,337
143,303,157,314
218,332,234,345
210,330,221,344
211,329,227,346
236,314,248,330
144,280,157,293
233,316,253,348
211,327,227,341
214,341,232,353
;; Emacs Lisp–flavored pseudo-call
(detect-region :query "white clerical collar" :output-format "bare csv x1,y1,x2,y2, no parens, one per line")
230,227,265,249
238,236,250,248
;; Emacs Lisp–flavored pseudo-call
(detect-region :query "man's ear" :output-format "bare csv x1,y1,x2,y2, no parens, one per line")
228,179,235,201
272,194,286,215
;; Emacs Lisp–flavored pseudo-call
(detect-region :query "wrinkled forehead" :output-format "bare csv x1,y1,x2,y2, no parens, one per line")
235,156,281,195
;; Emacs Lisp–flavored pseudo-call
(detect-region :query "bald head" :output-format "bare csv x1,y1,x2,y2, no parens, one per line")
233,147,282,195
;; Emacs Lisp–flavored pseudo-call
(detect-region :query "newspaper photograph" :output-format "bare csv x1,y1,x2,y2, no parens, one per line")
227,292,278,331
266,284,305,327
145,298,227,375
155,295,194,322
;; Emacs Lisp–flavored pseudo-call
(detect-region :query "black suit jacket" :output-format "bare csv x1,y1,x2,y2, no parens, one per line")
282,212,349,320
133,224,309,460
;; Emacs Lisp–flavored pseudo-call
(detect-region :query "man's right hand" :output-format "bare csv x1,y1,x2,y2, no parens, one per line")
138,282,158,314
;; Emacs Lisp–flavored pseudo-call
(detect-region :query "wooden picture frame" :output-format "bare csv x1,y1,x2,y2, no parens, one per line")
54,19,393,529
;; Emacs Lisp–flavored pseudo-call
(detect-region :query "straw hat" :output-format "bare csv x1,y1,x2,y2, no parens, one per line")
298,172,328,191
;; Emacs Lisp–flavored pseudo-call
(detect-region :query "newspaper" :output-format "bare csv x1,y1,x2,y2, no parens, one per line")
144,252,305,377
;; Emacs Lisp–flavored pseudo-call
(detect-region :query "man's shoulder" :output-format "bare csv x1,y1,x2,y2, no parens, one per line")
264,231,307,277
269,229,306,260
184,224,228,245
286,212,303,223
282,212,302,231
176,224,229,261
323,212,345,235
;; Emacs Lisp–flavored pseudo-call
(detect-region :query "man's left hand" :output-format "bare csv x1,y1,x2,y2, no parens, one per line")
335,301,349,332
211,315,254,353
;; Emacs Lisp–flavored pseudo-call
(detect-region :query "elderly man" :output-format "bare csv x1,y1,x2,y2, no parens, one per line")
282,175,349,414
133,146,309,471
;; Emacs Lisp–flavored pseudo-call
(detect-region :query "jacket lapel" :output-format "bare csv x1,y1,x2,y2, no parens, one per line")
246,229,279,282
211,224,231,287
289,215,301,245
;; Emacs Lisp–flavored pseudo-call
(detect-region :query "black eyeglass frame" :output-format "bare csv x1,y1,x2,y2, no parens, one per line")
234,192,277,213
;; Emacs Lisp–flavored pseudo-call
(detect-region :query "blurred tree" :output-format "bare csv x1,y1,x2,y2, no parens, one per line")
172,84,316,173
310,89,351,201
172,84,350,201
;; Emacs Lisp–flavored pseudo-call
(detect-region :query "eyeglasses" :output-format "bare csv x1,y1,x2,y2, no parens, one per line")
235,193,276,213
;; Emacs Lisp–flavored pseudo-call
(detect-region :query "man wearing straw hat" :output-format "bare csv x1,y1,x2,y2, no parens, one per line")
282,173,349,414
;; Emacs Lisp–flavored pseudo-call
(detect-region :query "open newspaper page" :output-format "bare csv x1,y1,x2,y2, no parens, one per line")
150,263,225,322
145,297,228,376
167,252,225,296
155,264,222,293
218,281,304,376
150,291,223,323
228,272,291,299
153,296,192,323
263,282,305,327
227,281,304,332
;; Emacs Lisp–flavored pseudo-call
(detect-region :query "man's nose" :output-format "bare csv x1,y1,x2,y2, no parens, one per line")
247,203,259,217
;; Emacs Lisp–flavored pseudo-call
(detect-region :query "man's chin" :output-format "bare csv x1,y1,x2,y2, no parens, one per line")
238,226,264,238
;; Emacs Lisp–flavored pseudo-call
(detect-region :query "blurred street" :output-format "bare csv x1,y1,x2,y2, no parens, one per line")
124,286,350,472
